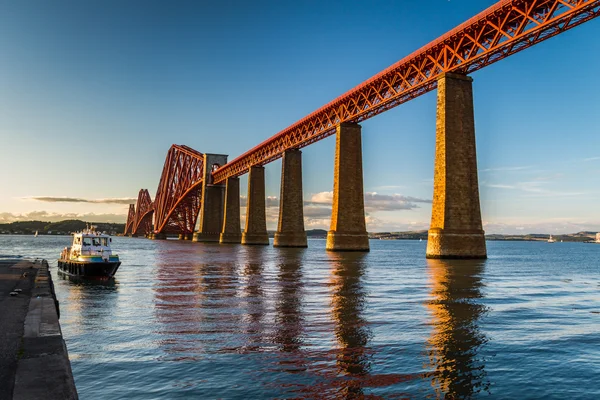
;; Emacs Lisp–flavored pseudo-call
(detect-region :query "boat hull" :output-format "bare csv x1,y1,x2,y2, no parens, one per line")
57,259,121,279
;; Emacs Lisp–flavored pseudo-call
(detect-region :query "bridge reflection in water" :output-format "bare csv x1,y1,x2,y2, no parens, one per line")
329,252,376,398
425,259,490,399
150,244,493,397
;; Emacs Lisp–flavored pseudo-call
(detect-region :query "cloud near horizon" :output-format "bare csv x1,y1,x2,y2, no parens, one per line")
24,196,137,205
0,211,127,224
1,210,597,235
305,191,431,211
244,191,432,230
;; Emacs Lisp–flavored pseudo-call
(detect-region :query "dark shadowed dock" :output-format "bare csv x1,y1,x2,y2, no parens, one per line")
0,258,77,400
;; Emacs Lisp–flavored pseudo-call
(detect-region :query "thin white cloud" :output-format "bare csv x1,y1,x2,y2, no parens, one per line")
371,185,405,190
305,191,431,210
485,181,586,197
483,220,600,235
0,211,127,224
486,184,516,189
583,157,600,162
481,165,534,173
307,191,333,205
239,196,278,208
24,196,136,205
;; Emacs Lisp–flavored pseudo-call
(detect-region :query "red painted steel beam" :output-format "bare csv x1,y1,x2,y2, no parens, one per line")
212,0,600,183
153,145,205,234
132,189,154,236
124,204,135,235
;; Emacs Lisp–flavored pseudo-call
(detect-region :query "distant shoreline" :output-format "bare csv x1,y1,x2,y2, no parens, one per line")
0,220,597,243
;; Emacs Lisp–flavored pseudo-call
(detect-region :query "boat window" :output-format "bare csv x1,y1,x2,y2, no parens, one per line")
82,238,92,246
75,237,81,245
92,238,101,246
102,238,108,246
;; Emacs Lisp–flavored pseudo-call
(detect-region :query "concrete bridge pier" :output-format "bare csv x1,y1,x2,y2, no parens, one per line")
220,177,242,243
242,166,269,245
193,154,228,243
426,73,486,259
274,149,307,248
151,233,167,240
326,123,370,252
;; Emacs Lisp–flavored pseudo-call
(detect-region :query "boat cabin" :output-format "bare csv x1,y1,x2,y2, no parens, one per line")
62,231,114,260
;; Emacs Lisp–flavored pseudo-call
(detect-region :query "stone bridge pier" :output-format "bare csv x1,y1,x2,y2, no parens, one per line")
326,123,370,252
242,166,270,245
220,177,242,243
426,73,486,259
274,149,307,248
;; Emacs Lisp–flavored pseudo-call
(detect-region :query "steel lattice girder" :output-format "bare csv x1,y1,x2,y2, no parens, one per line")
132,189,154,236
124,204,136,235
153,145,205,234
212,0,600,183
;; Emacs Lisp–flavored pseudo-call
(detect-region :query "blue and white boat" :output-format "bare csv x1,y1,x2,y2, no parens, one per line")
58,228,121,278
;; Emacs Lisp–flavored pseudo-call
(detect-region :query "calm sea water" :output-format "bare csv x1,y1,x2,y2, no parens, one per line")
1,235,599,399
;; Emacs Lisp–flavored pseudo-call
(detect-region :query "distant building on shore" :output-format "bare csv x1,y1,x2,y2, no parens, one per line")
596,233,600,243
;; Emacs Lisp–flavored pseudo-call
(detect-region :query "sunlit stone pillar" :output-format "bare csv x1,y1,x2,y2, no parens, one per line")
220,177,242,244
274,149,307,248
242,166,269,245
426,73,486,259
193,154,228,243
326,123,369,252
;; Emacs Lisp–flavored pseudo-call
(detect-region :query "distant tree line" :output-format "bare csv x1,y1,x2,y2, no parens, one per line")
0,219,125,235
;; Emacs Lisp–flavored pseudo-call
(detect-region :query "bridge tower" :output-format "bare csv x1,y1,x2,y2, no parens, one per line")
193,154,228,242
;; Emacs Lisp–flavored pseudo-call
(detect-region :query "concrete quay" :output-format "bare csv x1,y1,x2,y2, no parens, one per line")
0,258,77,400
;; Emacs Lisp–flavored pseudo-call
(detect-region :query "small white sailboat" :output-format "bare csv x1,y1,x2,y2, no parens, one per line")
34,230,38,237
548,234,555,243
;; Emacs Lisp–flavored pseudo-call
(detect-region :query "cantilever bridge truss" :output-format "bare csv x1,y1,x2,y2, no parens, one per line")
128,0,599,236
124,204,135,235
133,189,153,236
212,0,600,183
153,145,205,234
124,190,154,236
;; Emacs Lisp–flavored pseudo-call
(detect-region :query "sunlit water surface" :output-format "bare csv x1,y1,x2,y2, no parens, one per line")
1,235,599,399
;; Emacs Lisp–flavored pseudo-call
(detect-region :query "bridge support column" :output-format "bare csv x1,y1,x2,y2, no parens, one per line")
274,149,307,248
220,177,242,244
193,154,228,243
426,73,486,259
151,233,167,240
326,123,369,252
242,166,269,245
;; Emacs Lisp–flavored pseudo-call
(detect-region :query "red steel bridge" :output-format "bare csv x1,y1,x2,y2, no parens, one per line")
125,0,600,242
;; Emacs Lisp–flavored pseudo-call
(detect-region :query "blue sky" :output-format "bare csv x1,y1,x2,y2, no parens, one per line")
0,0,599,234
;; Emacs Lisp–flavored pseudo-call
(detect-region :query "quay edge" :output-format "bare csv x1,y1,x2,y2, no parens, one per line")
0,258,78,400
